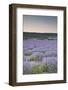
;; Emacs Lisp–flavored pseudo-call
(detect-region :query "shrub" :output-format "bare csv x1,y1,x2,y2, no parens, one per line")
30,55,39,61
32,63,48,74
44,51,57,57
24,50,32,56
30,55,42,61
48,64,57,73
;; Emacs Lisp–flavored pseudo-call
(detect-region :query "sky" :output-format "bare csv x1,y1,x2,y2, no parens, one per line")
23,15,57,33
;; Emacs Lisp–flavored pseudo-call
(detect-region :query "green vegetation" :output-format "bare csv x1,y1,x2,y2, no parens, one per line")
23,32,57,40
32,63,48,74
30,55,42,61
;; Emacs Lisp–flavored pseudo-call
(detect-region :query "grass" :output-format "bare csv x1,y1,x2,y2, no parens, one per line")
32,63,48,74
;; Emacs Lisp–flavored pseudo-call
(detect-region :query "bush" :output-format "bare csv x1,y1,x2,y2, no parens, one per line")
24,50,32,56
32,63,48,74
44,51,57,57
30,55,39,61
30,55,42,61
48,64,57,73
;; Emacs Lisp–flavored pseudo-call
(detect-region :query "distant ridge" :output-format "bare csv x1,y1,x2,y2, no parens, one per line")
23,32,57,40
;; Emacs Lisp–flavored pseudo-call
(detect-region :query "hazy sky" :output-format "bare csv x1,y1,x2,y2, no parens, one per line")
23,15,57,33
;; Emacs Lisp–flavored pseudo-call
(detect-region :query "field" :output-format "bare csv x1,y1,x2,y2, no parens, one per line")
23,32,57,74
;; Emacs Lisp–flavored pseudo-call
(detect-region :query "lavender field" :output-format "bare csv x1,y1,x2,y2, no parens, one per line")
23,32,57,75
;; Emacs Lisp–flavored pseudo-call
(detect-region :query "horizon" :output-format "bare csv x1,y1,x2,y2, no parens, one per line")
23,32,57,40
